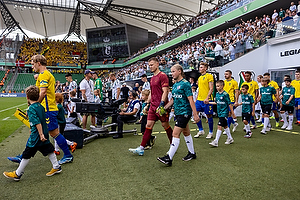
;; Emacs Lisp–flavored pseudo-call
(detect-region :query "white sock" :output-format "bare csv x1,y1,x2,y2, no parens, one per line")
245,124,251,132
48,152,60,169
139,145,145,150
281,112,287,125
259,113,263,120
54,140,60,151
288,115,294,127
215,130,222,143
184,135,195,154
264,117,269,130
16,159,30,176
233,118,237,123
225,127,233,140
168,137,180,160
66,139,73,146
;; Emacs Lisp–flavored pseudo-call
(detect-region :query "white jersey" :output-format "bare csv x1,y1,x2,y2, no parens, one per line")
67,101,76,118
79,78,94,102
193,91,197,102
168,91,173,101
69,80,77,92
68,80,77,100
94,95,101,103
255,82,263,111
142,81,150,91
282,82,286,88
111,79,121,100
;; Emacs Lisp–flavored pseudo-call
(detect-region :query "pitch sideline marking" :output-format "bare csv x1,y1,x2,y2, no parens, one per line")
0,103,27,113
3,117,10,120
274,128,299,135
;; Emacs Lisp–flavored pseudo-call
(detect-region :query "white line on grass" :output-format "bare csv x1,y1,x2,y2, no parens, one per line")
0,103,27,113
3,117,10,120
275,128,299,135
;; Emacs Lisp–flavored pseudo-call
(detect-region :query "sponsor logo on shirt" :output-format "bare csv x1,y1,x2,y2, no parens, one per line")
173,94,183,98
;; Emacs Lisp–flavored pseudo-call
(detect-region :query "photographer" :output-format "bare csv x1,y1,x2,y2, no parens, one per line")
113,91,141,139
80,69,95,129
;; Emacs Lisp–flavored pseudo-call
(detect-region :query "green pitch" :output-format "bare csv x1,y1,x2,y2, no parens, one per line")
0,97,28,142
0,100,300,199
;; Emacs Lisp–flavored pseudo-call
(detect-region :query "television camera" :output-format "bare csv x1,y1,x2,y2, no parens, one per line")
71,98,137,143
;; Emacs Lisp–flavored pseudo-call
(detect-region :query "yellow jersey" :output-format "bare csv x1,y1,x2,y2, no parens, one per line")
241,80,259,100
269,80,279,101
36,70,58,112
224,78,238,102
291,80,300,98
197,73,214,101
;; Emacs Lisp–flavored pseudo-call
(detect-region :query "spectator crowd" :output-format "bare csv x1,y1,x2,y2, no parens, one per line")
111,1,300,81
18,38,87,67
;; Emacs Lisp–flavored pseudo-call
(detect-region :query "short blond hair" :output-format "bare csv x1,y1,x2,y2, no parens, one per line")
31,55,47,66
142,89,150,97
200,62,209,69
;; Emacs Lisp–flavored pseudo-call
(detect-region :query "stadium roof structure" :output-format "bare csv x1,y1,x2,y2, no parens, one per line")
0,0,218,41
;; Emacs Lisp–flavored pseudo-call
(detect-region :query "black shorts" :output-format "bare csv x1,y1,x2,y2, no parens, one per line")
242,112,251,122
175,115,191,128
22,143,54,159
218,117,228,127
281,105,294,114
261,104,272,115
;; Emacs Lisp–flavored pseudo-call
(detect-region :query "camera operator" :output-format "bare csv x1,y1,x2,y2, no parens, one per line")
113,90,141,139
80,69,95,129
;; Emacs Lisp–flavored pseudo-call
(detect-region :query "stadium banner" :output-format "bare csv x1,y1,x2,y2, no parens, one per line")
0,93,26,97
238,71,256,89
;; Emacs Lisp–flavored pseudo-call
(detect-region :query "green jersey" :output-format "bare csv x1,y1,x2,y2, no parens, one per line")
94,78,103,100
172,79,193,116
260,86,276,105
141,102,148,116
27,102,50,148
282,86,295,106
215,91,231,118
241,93,254,113
57,103,66,124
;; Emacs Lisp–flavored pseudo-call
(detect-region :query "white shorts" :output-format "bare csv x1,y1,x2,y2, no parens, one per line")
255,102,261,111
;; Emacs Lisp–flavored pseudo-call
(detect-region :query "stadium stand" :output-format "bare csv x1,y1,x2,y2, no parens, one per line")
112,3,299,82
126,0,256,61
0,69,12,90
12,73,36,92
17,38,87,67
8,72,85,93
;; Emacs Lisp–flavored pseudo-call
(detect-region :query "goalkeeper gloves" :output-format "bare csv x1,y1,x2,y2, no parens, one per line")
156,101,166,116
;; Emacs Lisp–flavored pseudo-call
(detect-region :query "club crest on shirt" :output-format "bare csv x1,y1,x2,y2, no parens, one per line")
220,96,223,99
229,83,231,86
177,86,181,89
267,89,269,91
246,97,248,100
